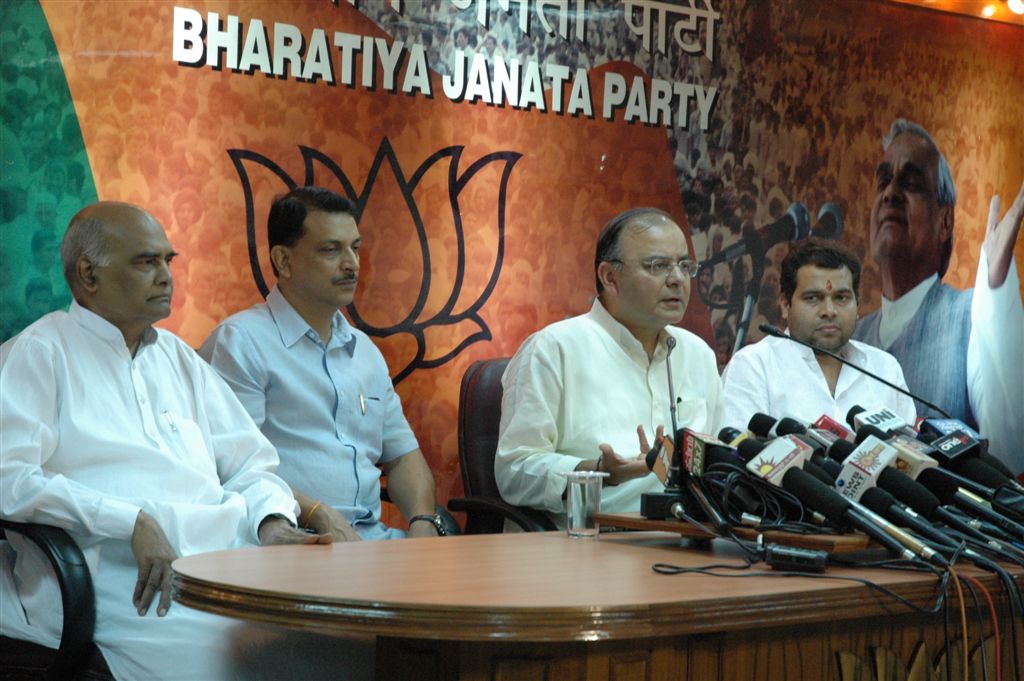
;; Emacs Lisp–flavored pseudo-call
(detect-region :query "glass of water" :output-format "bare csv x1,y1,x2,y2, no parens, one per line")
562,470,609,538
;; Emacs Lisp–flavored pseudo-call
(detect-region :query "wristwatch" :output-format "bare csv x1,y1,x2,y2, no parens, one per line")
409,513,448,536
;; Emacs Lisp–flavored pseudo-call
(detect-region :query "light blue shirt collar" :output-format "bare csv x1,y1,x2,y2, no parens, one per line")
265,286,355,355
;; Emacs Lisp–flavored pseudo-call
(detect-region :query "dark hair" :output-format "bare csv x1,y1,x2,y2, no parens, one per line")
594,207,674,293
267,187,354,276
779,238,861,305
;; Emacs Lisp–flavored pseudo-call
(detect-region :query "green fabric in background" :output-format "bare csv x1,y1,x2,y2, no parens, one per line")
1,0,98,342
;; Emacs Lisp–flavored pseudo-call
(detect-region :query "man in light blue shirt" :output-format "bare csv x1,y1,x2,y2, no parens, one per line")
200,187,442,539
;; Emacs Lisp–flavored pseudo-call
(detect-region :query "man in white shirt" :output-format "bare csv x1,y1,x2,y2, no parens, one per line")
495,208,722,527
721,239,916,431
0,202,371,680
852,119,1024,473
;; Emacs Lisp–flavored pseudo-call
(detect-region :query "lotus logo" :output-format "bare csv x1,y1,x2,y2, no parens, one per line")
229,139,521,383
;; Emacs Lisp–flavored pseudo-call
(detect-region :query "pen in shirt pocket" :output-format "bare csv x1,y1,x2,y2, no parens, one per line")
358,394,381,416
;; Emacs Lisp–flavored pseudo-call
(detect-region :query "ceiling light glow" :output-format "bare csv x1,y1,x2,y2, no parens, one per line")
1008,0,1024,16
982,4,996,17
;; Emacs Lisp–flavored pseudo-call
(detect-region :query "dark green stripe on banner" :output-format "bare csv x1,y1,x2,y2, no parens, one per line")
1,0,98,342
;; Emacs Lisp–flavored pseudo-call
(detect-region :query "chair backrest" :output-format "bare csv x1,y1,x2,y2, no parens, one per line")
457,358,510,499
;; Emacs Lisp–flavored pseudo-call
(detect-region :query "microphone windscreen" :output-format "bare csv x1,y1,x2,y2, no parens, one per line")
827,439,856,463
776,417,807,436
917,468,959,505
748,413,776,437
704,448,746,473
718,427,743,443
979,453,1014,479
782,467,849,526
802,460,836,486
878,469,940,512
855,424,889,444
810,454,841,481
956,458,1008,489
860,487,897,517
737,438,765,462
878,469,941,519
846,405,866,430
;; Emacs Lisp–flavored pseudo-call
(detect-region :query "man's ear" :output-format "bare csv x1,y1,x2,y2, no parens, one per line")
597,261,619,295
270,245,290,278
77,256,98,293
938,204,954,248
778,293,790,323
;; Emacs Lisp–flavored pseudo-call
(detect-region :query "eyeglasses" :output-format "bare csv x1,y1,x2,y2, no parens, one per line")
610,257,700,279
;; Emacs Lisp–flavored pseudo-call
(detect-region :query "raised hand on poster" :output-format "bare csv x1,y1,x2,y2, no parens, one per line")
984,178,1024,289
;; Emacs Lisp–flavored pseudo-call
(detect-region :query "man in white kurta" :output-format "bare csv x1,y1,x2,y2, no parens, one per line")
0,202,350,680
722,239,917,431
496,208,722,527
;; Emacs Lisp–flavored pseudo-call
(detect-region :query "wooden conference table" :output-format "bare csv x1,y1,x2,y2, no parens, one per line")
172,530,1021,681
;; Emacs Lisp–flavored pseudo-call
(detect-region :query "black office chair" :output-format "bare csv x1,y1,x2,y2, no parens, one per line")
447,358,557,533
0,520,113,681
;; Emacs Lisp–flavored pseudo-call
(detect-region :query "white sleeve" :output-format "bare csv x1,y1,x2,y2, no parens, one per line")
193,357,299,541
494,335,582,514
0,336,140,542
967,253,1024,474
719,350,769,433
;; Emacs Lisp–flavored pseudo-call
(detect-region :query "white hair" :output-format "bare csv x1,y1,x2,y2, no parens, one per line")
883,119,957,207
60,214,111,294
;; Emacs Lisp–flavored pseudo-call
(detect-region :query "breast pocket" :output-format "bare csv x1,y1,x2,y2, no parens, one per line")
675,398,710,433
161,411,216,476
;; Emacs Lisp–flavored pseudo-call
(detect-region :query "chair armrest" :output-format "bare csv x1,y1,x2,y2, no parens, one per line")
447,496,557,533
0,519,96,680
379,489,462,536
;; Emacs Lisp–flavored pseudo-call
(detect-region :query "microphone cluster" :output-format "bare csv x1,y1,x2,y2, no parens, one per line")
642,402,1024,572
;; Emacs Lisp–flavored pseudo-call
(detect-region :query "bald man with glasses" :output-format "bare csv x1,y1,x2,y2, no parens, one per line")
495,208,722,528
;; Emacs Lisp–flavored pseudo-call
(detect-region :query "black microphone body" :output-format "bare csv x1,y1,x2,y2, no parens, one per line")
701,203,809,269
918,468,1024,541
781,468,915,561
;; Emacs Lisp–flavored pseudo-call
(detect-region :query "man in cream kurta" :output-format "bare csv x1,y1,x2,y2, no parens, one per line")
496,208,722,527
0,202,361,681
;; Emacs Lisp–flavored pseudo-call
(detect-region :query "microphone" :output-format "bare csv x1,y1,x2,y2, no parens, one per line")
781,468,916,561
833,438,1022,556
700,203,810,269
846,405,917,439
810,201,843,239
747,413,808,440
813,414,854,442
860,487,966,557
917,469,1024,541
854,425,939,479
665,336,681,453
833,435,899,502
641,336,729,532
759,325,951,418
772,415,841,451
744,435,816,486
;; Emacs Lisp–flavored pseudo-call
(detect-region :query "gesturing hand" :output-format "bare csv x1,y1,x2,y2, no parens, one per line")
985,179,1024,289
130,510,179,617
597,424,665,486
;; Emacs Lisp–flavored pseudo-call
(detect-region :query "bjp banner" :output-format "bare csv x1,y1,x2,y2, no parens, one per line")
2,0,1022,503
